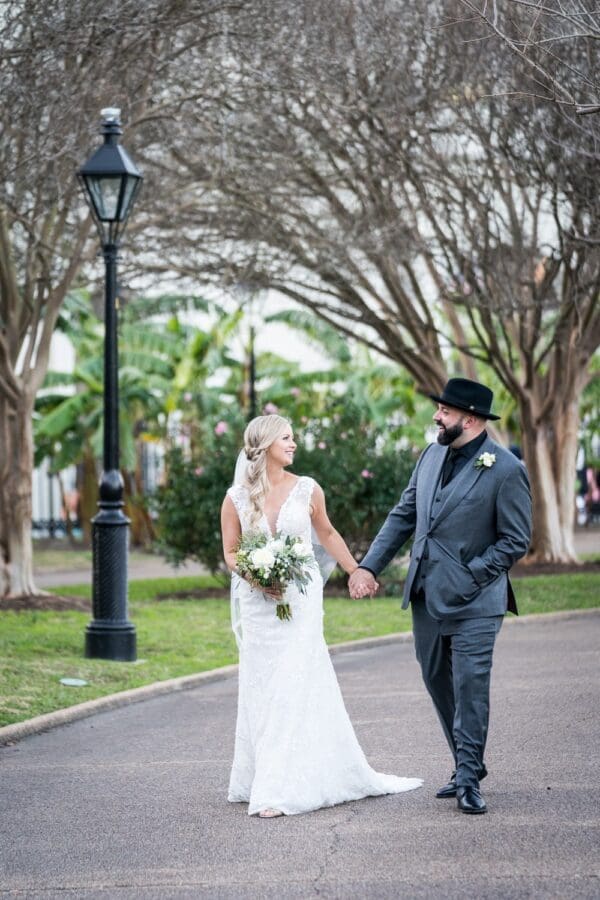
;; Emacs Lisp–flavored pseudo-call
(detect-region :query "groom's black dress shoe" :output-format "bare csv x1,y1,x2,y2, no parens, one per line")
456,786,487,814
435,765,488,799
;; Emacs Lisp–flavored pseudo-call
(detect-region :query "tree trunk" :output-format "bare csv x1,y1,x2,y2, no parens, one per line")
56,470,77,546
0,395,10,597
78,444,99,548
520,390,581,563
0,391,46,598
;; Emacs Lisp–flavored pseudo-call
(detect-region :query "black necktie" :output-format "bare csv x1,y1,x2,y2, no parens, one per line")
441,448,458,488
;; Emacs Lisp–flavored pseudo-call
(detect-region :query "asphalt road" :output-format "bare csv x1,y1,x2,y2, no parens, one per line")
1,612,599,899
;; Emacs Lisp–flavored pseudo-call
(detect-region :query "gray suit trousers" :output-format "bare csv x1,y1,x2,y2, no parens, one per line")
411,592,502,789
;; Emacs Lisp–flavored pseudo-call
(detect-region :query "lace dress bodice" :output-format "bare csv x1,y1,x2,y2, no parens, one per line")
227,475,314,545
226,474,422,816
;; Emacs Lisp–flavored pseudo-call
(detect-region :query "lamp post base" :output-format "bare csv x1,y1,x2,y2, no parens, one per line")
86,481,136,662
85,622,136,661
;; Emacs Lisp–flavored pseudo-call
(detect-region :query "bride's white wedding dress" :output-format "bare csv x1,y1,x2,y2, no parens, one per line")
227,475,423,816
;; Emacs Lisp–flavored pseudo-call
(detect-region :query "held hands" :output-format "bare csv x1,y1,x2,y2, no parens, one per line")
348,567,379,599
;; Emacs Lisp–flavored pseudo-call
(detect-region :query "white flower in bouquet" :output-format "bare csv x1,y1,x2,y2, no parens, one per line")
250,547,276,569
268,538,285,554
291,540,313,559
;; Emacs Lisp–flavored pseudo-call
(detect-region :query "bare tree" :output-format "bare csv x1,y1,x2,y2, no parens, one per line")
455,0,600,115
0,0,241,598
145,0,599,561
415,101,599,561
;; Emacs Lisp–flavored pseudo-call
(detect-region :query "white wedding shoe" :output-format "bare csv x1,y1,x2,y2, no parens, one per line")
258,808,284,818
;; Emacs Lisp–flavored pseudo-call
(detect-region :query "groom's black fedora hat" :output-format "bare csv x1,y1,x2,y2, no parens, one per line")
429,377,501,421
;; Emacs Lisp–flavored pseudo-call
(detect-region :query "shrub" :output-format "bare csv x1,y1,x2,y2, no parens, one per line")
153,416,244,575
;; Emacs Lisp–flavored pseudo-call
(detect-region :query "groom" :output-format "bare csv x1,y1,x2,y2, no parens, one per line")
349,378,531,814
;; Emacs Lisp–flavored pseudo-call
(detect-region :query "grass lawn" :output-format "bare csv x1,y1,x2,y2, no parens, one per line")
1,571,598,728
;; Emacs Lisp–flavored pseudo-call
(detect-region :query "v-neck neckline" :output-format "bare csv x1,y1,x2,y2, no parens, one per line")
264,476,302,537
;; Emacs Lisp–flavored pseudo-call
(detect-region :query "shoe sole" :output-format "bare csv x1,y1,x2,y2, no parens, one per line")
458,806,487,814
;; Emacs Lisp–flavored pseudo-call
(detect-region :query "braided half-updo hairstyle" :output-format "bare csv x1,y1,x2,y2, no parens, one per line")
243,414,291,530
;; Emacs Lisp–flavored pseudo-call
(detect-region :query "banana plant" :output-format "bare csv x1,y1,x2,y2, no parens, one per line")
264,308,423,442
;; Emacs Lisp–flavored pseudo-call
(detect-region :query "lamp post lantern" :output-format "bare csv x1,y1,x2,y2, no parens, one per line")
78,108,142,661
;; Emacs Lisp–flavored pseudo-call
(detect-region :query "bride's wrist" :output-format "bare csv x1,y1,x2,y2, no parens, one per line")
346,563,359,576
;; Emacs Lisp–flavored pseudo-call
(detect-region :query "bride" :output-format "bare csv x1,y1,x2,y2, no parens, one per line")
221,414,422,817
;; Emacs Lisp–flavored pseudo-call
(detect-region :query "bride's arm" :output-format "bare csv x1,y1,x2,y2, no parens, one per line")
221,495,241,572
310,483,358,576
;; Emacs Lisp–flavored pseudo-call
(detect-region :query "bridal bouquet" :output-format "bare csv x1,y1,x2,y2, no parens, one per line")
235,531,316,620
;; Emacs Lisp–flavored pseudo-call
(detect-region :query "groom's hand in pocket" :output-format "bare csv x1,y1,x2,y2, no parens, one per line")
349,567,378,599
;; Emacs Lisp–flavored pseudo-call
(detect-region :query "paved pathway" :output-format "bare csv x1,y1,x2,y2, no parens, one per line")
34,558,207,589
1,612,599,899
572,526,600,555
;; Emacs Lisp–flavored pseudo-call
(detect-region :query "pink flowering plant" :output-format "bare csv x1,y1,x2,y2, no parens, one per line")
235,530,316,621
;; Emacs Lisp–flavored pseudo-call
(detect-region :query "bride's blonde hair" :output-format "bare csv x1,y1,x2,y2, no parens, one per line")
243,414,291,530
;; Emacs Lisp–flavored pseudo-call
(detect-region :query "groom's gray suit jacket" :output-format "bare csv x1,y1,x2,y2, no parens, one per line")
361,437,532,619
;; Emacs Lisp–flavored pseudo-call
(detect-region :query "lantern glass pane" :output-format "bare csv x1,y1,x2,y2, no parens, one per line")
120,175,138,221
87,176,123,221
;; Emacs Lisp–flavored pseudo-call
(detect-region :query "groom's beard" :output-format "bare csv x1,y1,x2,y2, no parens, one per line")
436,419,464,446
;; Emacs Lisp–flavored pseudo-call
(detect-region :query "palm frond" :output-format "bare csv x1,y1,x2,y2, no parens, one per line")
36,393,97,438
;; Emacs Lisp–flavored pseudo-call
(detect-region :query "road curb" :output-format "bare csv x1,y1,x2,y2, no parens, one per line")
1,607,598,748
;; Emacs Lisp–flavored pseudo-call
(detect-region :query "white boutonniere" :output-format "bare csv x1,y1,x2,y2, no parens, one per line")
475,452,496,469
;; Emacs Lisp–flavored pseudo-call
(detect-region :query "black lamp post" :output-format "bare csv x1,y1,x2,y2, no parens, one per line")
78,108,142,661
248,321,257,421
234,281,259,421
